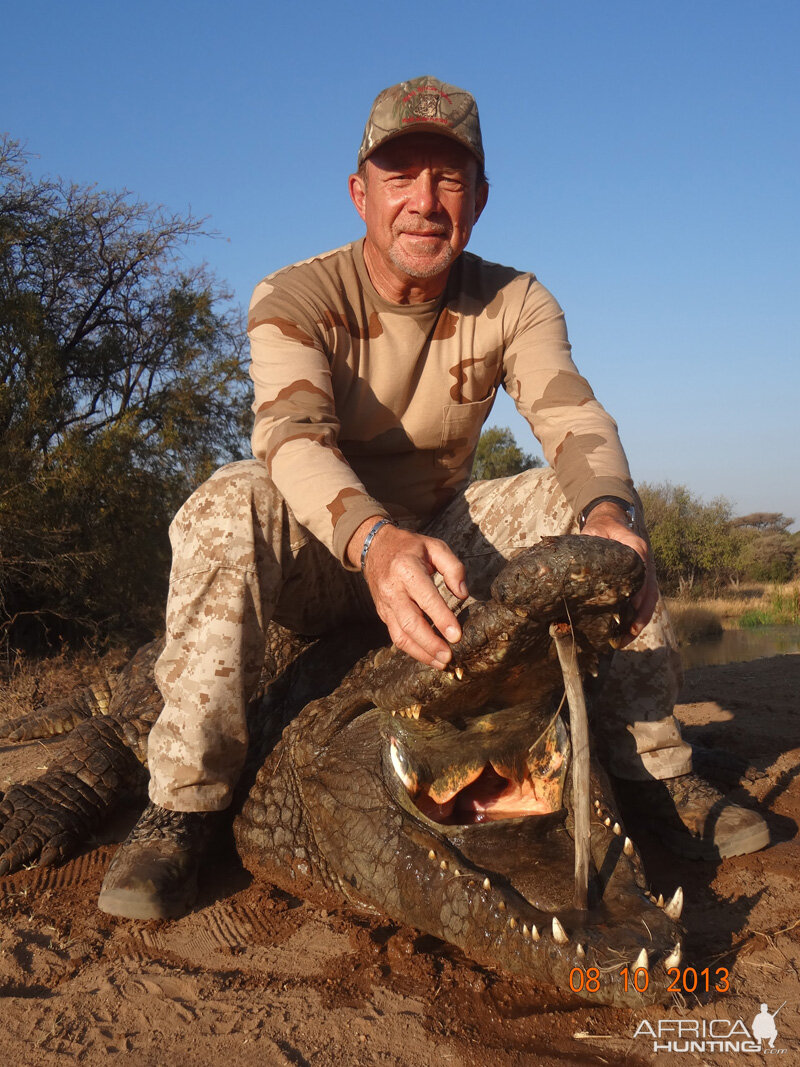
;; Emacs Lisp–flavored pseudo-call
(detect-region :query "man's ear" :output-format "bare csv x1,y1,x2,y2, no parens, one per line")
348,171,368,222
474,181,489,224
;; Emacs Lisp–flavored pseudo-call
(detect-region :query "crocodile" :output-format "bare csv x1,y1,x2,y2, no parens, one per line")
0,536,683,1007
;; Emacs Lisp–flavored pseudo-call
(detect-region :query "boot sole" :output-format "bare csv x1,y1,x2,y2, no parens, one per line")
660,820,770,861
98,883,197,920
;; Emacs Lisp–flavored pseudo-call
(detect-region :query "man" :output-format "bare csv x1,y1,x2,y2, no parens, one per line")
98,76,768,920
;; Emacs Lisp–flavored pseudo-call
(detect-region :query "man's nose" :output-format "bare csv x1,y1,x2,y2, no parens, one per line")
406,172,437,215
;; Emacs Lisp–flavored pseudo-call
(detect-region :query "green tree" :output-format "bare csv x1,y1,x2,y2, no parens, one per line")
471,426,541,481
638,482,744,594
0,137,249,651
733,513,796,582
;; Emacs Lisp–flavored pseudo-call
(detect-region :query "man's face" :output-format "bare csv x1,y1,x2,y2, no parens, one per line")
349,133,488,299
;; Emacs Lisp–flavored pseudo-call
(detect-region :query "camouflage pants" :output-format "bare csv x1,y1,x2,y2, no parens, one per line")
148,461,692,811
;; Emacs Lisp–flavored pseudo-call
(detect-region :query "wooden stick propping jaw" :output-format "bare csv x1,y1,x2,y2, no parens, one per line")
550,622,591,912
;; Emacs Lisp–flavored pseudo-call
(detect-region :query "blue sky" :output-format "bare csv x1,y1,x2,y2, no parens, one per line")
4,1,799,526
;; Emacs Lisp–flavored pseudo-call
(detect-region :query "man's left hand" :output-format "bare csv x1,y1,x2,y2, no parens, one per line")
579,501,657,645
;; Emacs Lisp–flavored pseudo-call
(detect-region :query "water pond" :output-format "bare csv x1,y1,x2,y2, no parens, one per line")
679,624,800,671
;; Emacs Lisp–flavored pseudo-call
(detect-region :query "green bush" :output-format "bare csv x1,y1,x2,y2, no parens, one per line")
0,137,249,652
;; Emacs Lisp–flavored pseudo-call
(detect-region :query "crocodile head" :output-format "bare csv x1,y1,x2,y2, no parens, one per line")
236,536,683,1007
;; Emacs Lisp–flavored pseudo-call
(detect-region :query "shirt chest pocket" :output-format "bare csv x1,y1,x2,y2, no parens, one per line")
437,391,497,469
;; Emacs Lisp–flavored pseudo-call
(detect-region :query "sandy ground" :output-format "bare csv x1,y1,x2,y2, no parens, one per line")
0,654,797,1066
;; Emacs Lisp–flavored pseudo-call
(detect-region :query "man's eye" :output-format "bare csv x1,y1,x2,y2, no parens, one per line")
439,178,466,191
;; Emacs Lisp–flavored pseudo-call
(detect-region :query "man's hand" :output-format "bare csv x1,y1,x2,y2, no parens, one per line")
348,518,468,669
579,501,657,645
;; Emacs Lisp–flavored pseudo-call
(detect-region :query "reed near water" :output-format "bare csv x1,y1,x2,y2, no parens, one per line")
666,582,800,644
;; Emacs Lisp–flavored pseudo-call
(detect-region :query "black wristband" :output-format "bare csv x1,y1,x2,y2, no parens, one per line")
579,496,636,531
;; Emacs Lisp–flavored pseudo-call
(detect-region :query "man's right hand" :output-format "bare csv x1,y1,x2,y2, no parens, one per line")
348,519,468,669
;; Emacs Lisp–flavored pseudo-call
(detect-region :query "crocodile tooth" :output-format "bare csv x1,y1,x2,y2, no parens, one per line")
455,666,464,680
634,948,649,972
412,704,422,719
483,877,491,891
612,613,621,625
593,799,601,809
391,709,397,717
552,917,569,944
509,918,517,930
576,944,586,958
440,860,448,870
623,837,634,856
664,942,682,969
522,924,529,938
428,849,436,860
499,632,509,641
613,822,622,836
498,900,506,911
657,893,664,908
453,869,461,877
531,925,540,940
604,817,611,827
664,886,684,921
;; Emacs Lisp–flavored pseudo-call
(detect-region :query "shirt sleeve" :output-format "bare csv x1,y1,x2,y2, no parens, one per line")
502,279,635,517
248,278,390,567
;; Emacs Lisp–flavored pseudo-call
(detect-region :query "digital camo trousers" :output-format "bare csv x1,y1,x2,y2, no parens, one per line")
148,461,692,811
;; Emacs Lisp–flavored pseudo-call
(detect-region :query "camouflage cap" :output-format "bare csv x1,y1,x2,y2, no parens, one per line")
357,75,484,168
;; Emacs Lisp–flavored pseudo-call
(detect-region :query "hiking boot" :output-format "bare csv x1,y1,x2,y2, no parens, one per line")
98,802,216,919
615,773,770,861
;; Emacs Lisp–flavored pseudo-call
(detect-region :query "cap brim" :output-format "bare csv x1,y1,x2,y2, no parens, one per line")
358,124,484,168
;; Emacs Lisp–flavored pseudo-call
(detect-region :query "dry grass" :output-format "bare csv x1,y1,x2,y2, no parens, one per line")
0,644,133,723
666,581,800,639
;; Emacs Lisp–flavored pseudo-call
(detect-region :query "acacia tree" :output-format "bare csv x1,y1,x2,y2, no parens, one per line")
471,426,541,481
0,137,250,650
638,482,744,594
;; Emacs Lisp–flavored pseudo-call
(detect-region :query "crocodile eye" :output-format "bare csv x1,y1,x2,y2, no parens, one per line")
390,740,418,792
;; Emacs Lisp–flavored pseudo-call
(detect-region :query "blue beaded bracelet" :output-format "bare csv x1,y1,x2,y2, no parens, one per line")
360,518,395,572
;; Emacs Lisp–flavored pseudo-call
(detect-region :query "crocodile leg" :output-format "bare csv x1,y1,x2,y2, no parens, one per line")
0,716,145,875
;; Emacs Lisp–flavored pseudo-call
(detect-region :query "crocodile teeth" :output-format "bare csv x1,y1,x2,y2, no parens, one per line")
522,924,529,938
439,860,448,870
498,900,506,911
576,944,586,958
593,799,601,809
453,869,461,877
664,886,684,921
455,666,464,680
613,822,622,836
664,942,682,969
483,877,491,891
499,632,509,642
634,948,649,972
531,925,540,940
623,837,634,856
552,917,569,944
657,893,664,908
604,817,611,827
411,704,422,719
509,918,517,930
612,613,621,625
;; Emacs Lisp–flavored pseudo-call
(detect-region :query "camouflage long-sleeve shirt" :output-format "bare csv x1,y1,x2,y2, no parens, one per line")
248,239,634,568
